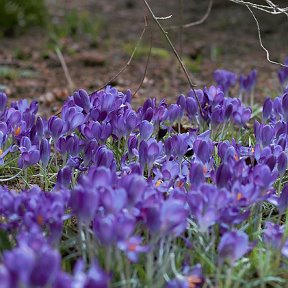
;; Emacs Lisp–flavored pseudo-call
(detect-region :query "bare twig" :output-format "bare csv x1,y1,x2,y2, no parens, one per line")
246,5,288,68
156,15,173,20
133,27,153,97
169,0,213,29
96,15,148,92
229,0,288,16
142,0,203,116
179,0,184,57
55,47,75,93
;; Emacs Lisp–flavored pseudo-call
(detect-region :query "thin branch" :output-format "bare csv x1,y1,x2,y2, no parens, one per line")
229,0,288,16
142,0,204,116
96,15,148,92
169,0,213,29
133,27,153,97
246,5,288,68
156,15,172,20
55,47,75,93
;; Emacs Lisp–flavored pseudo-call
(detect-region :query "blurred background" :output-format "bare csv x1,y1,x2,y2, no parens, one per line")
0,0,287,115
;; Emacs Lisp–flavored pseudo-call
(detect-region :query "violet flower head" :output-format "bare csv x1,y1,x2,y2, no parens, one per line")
218,230,250,264
73,259,110,288
186,96,198,120
278,151,287,176
0,92,7,113
166,264,203,288
193,139,213,164
118,236,149,262
282,93,288,121
278,57,288,87
216,163,233,188
139,139,162,173
139,120,154,141
278,184,288,214
18,136,40,169
262,98,273,121
240,69,257,94
48,116,64,140
40,138,50,168
189,162,204,188
73,89,91,113
263,222,283,249
214,69,237,95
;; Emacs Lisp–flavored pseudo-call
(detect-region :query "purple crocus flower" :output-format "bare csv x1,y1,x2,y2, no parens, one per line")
48,116,64,140
3,240,61,288
278,151,287,176
92,121,112,143
263,222,283,249
239,69,257,94
0,92,7,114
278,58,288,87
216,163,232,188
278,184,288,214
166,264,203,288
56,166,72,188
282,93,288,121
186,96,198,120
92,145,116,170
214,69,237,96
62,106,86,132
189,162,204,188
193,139,213,164
18,136,40,169
118,236,149,262
73,259,110,288
218,230,250,264
40,138,50,168
73,89,91,113
139,120,154,141
167,104,182,124
204,85,224,106
144,199,187,236
139,139,163,173
262,98,273,121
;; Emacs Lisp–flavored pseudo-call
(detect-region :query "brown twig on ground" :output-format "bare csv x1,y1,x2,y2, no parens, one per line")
55,47,75,93
96,15,149,92
142,0,203,116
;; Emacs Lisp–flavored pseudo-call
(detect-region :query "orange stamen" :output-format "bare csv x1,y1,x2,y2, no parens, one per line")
251,147,255,153
203,165,208,174
37,215,44,225
177,180,184,188
128,243,137,252
237,192,243,201
187,275,202,288
156,179,163,187
14,127,21,136
0,149,2,156
234,154,239,161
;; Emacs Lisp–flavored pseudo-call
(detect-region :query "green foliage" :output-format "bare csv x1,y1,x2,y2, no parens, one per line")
0,0,47,37
122,43,170,59
49,10,103,41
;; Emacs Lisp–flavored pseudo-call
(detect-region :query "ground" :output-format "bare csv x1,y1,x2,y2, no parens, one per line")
0,0,287,116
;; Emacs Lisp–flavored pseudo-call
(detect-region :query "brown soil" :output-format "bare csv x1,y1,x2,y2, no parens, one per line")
0,0,287,116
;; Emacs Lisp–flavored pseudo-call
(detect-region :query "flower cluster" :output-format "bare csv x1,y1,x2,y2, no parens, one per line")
0,65,288,287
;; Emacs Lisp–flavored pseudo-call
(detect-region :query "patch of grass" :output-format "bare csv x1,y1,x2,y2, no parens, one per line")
0,66,37,80
49,10,103,41
183,55,203,73
0,0,47,37
122,43,170,59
